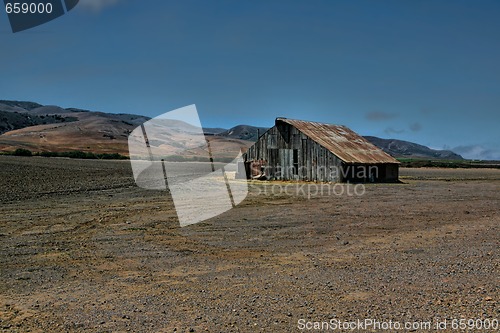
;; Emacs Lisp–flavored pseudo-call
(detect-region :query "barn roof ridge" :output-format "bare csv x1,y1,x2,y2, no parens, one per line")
275,116,347,128
275,117,399,164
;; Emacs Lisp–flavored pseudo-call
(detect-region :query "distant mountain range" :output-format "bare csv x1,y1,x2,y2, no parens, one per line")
364,136,463,160
211,124,463,160
216,125,270,141
0,100,464,160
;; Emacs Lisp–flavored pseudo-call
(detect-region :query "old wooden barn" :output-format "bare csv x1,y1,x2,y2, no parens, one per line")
243,117,399,182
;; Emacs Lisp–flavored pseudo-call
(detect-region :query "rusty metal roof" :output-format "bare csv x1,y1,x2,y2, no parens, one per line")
276,117,399,164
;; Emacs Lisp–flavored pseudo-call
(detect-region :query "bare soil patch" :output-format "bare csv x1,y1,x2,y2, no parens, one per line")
1,157,498,332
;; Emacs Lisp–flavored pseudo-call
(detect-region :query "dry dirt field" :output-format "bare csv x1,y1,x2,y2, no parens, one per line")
0,156,498,332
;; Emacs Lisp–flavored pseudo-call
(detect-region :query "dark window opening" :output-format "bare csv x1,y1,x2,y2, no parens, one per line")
293,149,298,175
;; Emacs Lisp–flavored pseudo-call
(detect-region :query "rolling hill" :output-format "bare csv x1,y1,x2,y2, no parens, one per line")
0,100,149,154
0,100,464,160
217,125,270,141
364,136,463,160
0,100,253,156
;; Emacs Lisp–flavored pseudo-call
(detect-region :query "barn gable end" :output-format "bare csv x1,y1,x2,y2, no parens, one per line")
243,117,399,183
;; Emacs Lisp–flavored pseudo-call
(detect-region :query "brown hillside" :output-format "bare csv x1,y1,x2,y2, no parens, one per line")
0,105,252,156
0,111,141,154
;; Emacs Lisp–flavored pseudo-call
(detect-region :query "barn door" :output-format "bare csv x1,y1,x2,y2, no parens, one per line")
279,149,294,180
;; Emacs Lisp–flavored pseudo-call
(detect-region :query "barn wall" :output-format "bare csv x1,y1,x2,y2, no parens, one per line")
244,123,344,182
244,122,399,183
341,163,399,182
384,164,399,182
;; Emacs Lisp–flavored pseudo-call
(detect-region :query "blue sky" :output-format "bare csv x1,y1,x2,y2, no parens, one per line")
1,0,499,159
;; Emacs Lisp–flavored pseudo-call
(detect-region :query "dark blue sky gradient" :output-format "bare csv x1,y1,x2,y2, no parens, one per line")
1,0,499,159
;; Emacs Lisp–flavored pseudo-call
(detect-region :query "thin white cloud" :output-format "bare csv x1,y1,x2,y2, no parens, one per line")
452,145,500,161
78,0,121,12
409,122,422,132
384,127,405,135
365,111,398,121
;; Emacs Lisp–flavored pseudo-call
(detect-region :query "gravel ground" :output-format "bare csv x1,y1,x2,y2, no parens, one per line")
0,156,498,332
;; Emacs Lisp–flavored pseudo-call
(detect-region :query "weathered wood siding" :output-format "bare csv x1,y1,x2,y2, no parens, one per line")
384,163,399,182
244,122,344,182
244,121,400,183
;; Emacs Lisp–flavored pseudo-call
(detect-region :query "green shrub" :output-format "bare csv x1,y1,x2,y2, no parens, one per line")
40,151,59,157
13,148,32,156
165,155,187,162
38,150,128,160
97,153,128,160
